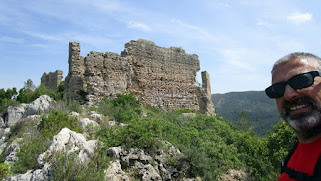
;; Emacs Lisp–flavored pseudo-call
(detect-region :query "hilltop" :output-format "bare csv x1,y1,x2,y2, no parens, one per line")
0,85,296,180
212,91,281,136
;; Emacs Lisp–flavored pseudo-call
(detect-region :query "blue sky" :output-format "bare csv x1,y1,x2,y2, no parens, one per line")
1,0,320,94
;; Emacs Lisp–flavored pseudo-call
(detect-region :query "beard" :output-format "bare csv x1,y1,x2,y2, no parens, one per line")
281,97,321,140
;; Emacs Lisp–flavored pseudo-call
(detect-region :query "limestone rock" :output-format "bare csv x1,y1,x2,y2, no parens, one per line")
105,160,130,181
24,95,52,117
4,138,23,164
107,146,123,158
89,111,104,122
38,128,97,165
69,111,80,118
106,141,196,181
79,118,99,129
5,104,28,127
0,117,5,127
7,163,51,181
219,169,246,181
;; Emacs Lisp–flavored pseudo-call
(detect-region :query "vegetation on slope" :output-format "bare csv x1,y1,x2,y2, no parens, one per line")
212,91,281,136
0,80,296,180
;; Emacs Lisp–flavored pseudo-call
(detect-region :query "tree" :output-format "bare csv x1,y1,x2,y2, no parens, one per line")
266,120,297,171
24,79,36,91
236,112,253,133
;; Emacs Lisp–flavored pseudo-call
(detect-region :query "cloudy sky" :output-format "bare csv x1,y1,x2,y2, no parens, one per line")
1,0,320,94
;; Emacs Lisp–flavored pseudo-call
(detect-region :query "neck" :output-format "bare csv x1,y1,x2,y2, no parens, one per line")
298,132,321,144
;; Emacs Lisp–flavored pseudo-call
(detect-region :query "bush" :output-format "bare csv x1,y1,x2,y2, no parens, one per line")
48,144,109,181
98,116,162,154
10,110,84,174
266,120,297,172
0,162,13,180
12,135,51,173
98,93,141,122
38,110,83,138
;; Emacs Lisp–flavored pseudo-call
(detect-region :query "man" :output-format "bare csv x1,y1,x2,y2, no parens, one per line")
265,52,321,180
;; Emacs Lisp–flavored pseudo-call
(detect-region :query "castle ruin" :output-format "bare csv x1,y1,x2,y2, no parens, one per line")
43,39,215,115
41,70,63,90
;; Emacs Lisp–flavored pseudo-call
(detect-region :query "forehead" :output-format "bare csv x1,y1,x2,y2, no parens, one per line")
272,58,316,84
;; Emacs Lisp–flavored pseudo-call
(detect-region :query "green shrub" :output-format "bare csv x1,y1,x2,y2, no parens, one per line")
12,135,51,173
98,93,141,123
48,144,109,181
10,110,84,174
266,120,297,172
98,116,162,154
0,162,13,180
38,110,83,138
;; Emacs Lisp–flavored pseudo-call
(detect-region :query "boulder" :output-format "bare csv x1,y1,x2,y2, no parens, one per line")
79,118,99,130
0,128,11,154
105,141,196,181
89,111,104,122
4,138,23,164
69,111,80,118
5,104,28,127
219,169,246,181
38,128,97,165
0,117,5,127
24,95,52,117
107,146,123,158
7,163,50,181
104,160,130,181
7,128,96,181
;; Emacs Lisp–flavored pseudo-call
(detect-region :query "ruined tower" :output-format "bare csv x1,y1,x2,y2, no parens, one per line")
61,39,215,115
41,70,63,90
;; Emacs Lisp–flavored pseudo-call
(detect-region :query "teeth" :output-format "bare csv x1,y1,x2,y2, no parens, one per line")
290,104,308,111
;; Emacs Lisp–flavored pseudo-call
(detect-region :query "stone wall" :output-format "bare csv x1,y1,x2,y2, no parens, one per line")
63,39,215,115
121,40,200,111
41,70,63,90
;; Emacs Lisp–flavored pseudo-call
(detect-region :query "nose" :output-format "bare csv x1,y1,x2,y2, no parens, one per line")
283,84,300,101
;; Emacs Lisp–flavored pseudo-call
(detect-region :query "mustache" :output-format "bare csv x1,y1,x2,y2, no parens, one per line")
283,97,317,111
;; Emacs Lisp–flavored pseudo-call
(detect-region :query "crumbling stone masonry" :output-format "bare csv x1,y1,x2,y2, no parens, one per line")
63,39,215,115
41,70,63,90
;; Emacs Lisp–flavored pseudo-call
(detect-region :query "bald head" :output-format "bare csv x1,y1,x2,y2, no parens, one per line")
272,52,321,74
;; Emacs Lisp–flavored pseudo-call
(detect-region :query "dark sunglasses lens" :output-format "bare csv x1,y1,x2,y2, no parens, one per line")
266,83,285,98
289,73,314,89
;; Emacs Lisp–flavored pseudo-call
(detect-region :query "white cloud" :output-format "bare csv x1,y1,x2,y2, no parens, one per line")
22,31,62,41
0,36,24,44
220,49,256,72
170,19,217,41
127,21,151,31
287,12,312,25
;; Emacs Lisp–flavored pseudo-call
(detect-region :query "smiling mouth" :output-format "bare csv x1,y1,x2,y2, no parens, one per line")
289,104,309,111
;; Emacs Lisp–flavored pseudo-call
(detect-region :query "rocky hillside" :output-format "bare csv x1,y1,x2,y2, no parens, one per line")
212,91,281,136
0,95,202,180
0,91,285,180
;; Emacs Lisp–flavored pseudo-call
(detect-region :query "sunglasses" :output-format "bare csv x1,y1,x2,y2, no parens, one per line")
265,71,321,98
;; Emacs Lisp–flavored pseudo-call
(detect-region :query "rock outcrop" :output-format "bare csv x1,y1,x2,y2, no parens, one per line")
5,104,28,127
4,95,52,127
7,128,98,181
63,39,215,115
106,141,197,181
38,128,97,164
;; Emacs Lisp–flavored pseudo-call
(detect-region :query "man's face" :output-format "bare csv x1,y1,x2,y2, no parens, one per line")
272,58,321,139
